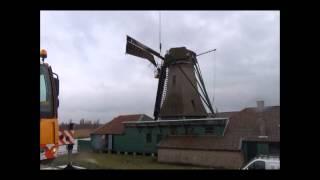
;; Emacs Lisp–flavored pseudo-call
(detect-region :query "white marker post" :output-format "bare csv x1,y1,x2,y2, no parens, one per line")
65,123,75,170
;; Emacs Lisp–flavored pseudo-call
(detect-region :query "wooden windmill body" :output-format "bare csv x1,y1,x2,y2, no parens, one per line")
158,47,207,119
126,36,214,120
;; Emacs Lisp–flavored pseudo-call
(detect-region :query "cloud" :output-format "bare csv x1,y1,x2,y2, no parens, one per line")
40,11,280,123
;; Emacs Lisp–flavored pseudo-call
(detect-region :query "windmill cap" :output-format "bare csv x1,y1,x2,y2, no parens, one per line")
166,47,196,59
40,48,47,58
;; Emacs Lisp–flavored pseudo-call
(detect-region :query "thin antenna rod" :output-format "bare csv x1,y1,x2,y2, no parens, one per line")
212,50,216,104
211,50,217,115
159,11,162,56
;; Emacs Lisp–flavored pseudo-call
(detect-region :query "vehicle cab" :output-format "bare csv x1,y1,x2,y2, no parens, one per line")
40,48,60,161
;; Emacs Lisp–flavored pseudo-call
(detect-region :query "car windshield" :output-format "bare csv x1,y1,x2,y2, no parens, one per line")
40,65,53,117
247,160,265,170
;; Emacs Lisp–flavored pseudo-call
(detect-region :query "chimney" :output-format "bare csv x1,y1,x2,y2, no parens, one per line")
257,100,267,136
257,100,264,112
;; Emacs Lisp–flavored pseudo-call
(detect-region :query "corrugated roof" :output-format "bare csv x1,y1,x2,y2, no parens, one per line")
158,106,280,151
91,114,149,135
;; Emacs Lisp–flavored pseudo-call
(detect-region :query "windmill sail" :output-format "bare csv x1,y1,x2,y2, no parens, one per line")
126,36,164,67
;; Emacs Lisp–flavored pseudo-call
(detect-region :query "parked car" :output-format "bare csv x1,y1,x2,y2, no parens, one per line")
241,155,280,170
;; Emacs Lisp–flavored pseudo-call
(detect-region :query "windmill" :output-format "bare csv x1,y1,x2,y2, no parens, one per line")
126,35,215,120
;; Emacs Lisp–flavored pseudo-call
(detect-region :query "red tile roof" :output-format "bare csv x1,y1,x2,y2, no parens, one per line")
158,106,280,151
214,111,238,118
226,106,280,142
91,114,150,135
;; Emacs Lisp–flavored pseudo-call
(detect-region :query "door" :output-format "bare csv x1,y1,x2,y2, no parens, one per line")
246,142,258,162
108,135,113,151
104,135,108,151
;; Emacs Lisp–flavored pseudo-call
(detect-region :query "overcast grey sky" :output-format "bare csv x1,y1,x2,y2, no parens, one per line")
40,11,280,123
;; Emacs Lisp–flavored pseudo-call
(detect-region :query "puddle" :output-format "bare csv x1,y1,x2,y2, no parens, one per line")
84,158,98,164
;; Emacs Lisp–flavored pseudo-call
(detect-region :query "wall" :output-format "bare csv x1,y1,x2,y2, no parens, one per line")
78,138,91,152
113,125,225,154
158,148,244,169
113,127,158,153
90,134,106,152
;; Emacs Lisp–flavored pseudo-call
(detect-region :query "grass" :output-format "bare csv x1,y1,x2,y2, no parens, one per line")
49,151,209,169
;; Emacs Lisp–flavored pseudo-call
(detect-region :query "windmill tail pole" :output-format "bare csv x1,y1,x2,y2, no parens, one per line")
196,49,216,57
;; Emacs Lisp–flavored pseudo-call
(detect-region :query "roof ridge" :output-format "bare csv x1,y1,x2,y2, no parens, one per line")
245,105,280,110
91,122,108,134
118,114,143,117
91,115,121,134
91,114,144,135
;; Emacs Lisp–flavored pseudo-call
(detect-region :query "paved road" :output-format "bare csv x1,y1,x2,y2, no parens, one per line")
40,164,86,170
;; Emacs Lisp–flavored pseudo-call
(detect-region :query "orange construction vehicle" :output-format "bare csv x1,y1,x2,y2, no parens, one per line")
40,48,60,161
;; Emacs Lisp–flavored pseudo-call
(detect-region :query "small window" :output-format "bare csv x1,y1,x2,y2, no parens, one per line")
156,134,162,143
191,100,196,110
137,127,142,133
40,65,53,117
146,133,152,143
185,127,194,135
205,126,214,134
40,74,47,102
170,127,177,135
189,127,194,134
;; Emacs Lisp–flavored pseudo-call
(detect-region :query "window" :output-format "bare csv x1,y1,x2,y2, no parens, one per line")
185,126,194,135
248,160,266,170
156,134,162,143
269,143,280,155
191,100,196,110
189,127,194,134
172,75,176,86
40,75,47,102
170,127,177,135
205,126,214,134
146,133,152,143
40,65,53,117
